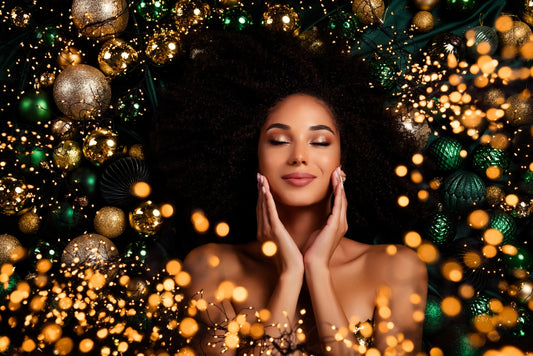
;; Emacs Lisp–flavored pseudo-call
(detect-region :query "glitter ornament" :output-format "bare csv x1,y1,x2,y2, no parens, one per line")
298,27,326,54
463,294,491,320
18,92,52,122
394,107,431,151
129,201,163,235
512,308,533,339
57,47,84,69
487,210,517,245
129,144,145,160
327,9,359,42
427,136,464,171
426,210,456,247
498,20,532,49
414,0,440,11
500,195,532,219
465,25,499,61
486,185,505,206
100,157,150,206
262,4,300,34
145,30,182,65
519,170,533,194
479,87,506,109
0,234,22,265
53,64,112,120
53,140,83,171
136,0,169,21
10,6,31,27
51,118,77,141
504,246,533,277
71,0,129,40
18,211,41,234
61,233,120,278
352,0,385,25
173,0,211,33
504,94,533,126
444,0,477,15
0,273,20,301
423,295,445,334
412,11,434,33
94,206,126,238
369,56,398,91
221,6,253,31
98,38,138,77
443,170,486,213
426,33,465,65
471,144,509,177
0,176,30,216
82,128,120,165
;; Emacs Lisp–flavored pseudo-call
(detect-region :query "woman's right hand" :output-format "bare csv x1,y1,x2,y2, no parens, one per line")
256,173,304,276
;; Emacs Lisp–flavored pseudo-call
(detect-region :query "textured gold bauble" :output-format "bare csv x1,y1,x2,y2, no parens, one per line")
352,0,385,26
71,0,129,40
51,118,77,141
394,107,431,151
10,6,31,27
53,140,83,171
128,144,145,160
53,64,112,120
57,47,84,69
504,94,533,126
129,201,163,235
173,0,211,33
82,128,120,165
298,28,326,54
0,177,30,216
481,87,506,108
18,211,41,234
61,233,120,278
499,20,533,48
145,30,182,65
414,0,439,11
486,185,505,206
94,206,126,238
412,10,434,33
0,234,22,265
263,4,300,34
98,38,138,77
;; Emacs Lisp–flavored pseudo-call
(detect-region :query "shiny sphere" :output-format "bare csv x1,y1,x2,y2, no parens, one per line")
10,6,31,27
173,0,211,33
71,0,129,40
57,47,84,69
82,128,120,165
98,38,138,77
0,177,30,216
414,0,439,11
352,0,385,25
262,4,300,34
51,118,78,141
53,140,83,171
145,30,182,65
129,201,163,235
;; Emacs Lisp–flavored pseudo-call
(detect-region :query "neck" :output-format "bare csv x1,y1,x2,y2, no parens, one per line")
275,198,331,251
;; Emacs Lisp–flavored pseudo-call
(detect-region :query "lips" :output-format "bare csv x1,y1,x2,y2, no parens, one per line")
282,172,316,187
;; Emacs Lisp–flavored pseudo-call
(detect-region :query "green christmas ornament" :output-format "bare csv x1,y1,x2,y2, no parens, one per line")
328,9,359,40
221,6,253,31
51,201,82,229
426,210,456,247
487,210,517,245
444,0,478,16
519,170,533,195
369,56,398,91
464,25,499,61
423,295,446,334
29,240,58,266
69,167,98,197
463,294,491,320
115,89,147,125
136,0,169,21
0,273,20,302
19,92,52,122
504,246,533,276
472,144,509,177
124,240,149,266
443,170,486,213
427,136,464,171
511,308,533,338
34,26,59,47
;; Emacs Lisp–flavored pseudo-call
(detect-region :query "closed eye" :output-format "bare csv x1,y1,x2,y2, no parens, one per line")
311,142,330,147
269,139,289,145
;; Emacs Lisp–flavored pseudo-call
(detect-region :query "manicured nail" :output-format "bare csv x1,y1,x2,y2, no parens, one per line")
261,186,266,194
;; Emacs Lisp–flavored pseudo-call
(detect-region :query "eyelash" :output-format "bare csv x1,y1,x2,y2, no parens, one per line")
268,140,330,147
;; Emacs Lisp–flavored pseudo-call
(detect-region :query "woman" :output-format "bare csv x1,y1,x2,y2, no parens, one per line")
150,29,428,355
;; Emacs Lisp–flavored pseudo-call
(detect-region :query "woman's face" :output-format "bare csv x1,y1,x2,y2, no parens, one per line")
258,94,341,207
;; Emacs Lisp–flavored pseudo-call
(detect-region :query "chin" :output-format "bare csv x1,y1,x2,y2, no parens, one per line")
273,188,330,208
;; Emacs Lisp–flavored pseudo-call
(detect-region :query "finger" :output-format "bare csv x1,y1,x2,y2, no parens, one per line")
256,174,264,239
262,176,280,227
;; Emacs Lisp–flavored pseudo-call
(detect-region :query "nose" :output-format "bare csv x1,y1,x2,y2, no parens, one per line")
288,142,307,165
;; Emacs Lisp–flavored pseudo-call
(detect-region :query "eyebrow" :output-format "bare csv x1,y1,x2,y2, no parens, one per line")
265,123,335,134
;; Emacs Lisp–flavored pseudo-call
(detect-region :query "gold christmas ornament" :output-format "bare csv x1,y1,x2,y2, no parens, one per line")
498,20,532,48
412,10,434,33
10,6,31,27
61,233,120,278
94,206,126,238
53,64,112,120
145,30,182,65
298,27,326,54
18,211,41,234
352,0,385,26
126,276,150,299
414,0,439,11
262,4,300,34
394,107,431,151
51,118,78,141
38,72,56,87
98,38,138,77
53,140,83,171
82,128,120,165
0,234,22,265
71,0,129,40
515,279,533,302
504,94,533,126
57,47,84,69
129,200,163,235
0,176,30,216
523,1,533,27
486,185,505,206
128,144,145,160
173,0,211,33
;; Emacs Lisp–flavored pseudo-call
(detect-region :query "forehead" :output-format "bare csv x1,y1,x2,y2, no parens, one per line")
264,94,336,128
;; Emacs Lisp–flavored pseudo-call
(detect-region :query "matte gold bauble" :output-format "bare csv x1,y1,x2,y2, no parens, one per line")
352,0,385,26
0,176,30,215
94,206,126,238
414,0,439,11
57,47,84,69
262,4,300,34
82,128,120,165
499,20,532,48
486,185,505,206
98,38,138,77
51,118,77,141
504,94,533,126
129,201,163,235
53,140,83,171
61,233,119,278
412,10,434,33
53,64,111,120
173,0,211,33
18,211,41,234
128,144,145,160
71,0,129,40
0,234,22,265
145,30,182,65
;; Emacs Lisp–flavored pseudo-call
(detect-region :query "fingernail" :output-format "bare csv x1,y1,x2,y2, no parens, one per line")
261,186,266,194
257,173,261,183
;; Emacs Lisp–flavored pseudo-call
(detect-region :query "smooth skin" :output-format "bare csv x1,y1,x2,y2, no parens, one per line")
184,94,428,355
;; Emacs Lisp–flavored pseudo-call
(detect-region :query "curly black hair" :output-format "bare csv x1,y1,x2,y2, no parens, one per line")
148,28,421,256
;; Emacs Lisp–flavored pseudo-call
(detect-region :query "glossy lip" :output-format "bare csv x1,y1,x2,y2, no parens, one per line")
282,172,316,187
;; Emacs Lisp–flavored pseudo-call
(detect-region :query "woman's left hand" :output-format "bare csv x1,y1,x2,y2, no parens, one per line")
303,166,348,269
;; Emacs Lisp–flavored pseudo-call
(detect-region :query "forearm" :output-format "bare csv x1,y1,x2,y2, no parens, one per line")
265,269,304,336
